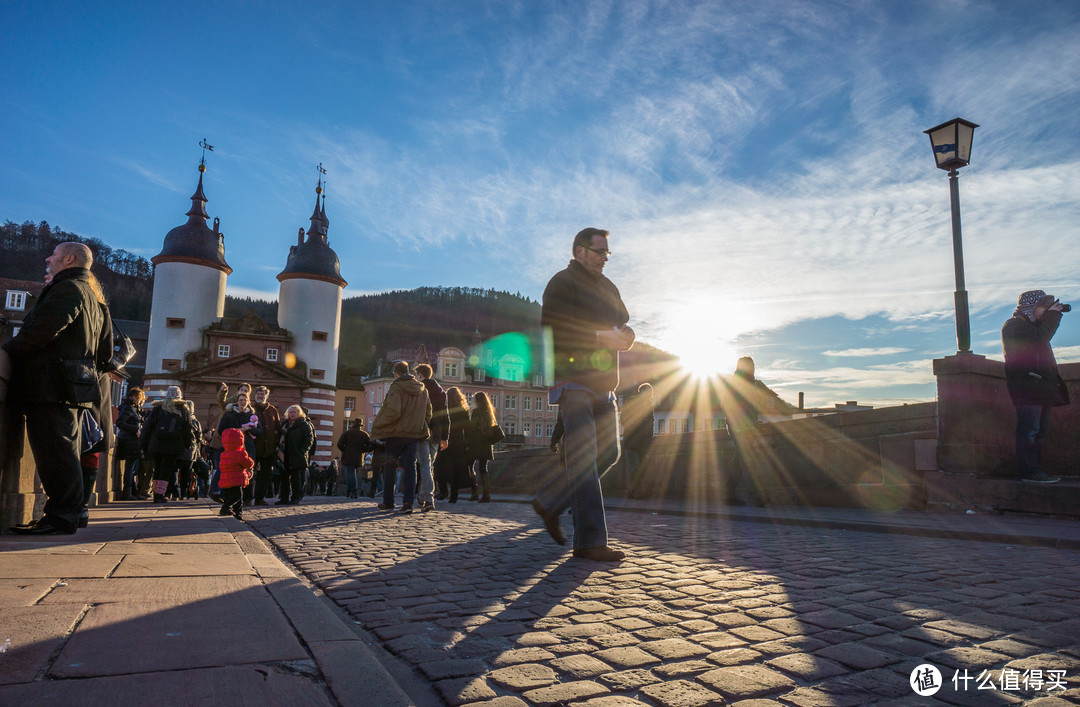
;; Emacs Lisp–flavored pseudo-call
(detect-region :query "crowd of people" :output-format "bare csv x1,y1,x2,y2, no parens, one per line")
4,237,1070,553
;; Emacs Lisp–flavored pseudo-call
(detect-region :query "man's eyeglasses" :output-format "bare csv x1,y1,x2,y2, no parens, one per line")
584,247,611,258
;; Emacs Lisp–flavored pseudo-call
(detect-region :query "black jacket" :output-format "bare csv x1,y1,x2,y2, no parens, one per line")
3,267,111,407
218,404,262,459
141,400,195,456
281,418,315,471
422,378,450,442
114,399,144,460
336,427,372,467
542,259,630,394
1002,311,1070,406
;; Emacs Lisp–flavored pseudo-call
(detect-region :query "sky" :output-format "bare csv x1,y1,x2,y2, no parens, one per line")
3,0,1079,409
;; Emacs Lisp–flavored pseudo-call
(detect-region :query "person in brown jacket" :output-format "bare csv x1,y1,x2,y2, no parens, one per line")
251,386,281,505
371,361,431,514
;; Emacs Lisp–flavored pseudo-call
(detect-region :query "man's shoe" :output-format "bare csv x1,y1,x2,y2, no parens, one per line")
78,509,89,529
401,505,413,514
10,519,75,536
572,546,626,562
532,499,566,545
219,507,232,516
377,503,395,511
233,512,244,521
1022,471,1061,484
421,501,434,512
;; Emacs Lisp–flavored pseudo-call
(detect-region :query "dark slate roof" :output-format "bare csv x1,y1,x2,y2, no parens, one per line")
152,167,232,273
277,190,347,287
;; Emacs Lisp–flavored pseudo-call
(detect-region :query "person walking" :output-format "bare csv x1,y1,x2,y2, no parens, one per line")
114,387,146,500
337,418,371,499
251,386,281,506
531,227,634,561
1002,290,1070,484
466,391,503,503
414,363,449,508
277,405,315,505
218,427,254,520
140,386,196,504
371,361,431,514
720,357,767,505
6,242,112,535
436,387,472,503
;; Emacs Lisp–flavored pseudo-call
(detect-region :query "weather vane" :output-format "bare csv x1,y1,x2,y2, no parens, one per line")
316,162,327,192
199,138,215,168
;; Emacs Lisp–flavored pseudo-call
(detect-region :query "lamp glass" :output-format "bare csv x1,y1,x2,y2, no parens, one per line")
925,118,978,170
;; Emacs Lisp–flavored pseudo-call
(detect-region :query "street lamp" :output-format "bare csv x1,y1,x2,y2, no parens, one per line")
924,117,979,354
343,406,351,434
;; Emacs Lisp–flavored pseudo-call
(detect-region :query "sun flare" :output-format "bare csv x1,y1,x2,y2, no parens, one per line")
659,325,740,380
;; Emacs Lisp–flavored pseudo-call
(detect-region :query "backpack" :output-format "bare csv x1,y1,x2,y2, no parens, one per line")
154,410,187,444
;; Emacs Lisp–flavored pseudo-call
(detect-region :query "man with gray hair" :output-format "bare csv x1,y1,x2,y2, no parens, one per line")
5,242,112,534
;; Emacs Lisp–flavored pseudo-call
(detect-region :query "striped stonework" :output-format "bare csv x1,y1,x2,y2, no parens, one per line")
302,387,336,464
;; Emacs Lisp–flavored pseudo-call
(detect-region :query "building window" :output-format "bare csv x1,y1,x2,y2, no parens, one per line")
344,396,355,411
465,391,474,405
505,394,517,410
217,344,230,358
533,374,543,386
266,348,279,362
523,396,531,411
546,422,554,437
490,394,498,408
475,369,485,382
682,419,690,433
657,419,666,434
166,317,185,328
311,369,325,380
506,422,517,435
535,396,543,411
523,421,531,436
312,331,328,342
5,291,27,311
163,358,181,371
444,362,458,379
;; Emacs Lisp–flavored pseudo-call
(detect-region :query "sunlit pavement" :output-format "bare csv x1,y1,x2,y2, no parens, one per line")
246,497,1080,706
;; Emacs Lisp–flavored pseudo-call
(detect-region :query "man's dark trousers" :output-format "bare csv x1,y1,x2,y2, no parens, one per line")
24,405,83,532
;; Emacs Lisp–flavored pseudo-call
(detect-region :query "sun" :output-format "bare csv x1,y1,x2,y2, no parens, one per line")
659,328,739,380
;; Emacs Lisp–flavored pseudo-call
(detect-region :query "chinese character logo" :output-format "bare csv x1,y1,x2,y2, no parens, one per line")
910,663,943,696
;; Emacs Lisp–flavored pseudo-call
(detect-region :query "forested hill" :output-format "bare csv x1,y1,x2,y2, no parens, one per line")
1,219,153,320
226,287,543,375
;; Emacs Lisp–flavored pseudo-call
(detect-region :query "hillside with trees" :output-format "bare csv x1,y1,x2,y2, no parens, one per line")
1,219,153,320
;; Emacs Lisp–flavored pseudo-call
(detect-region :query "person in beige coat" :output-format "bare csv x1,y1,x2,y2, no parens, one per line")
371,361,431,513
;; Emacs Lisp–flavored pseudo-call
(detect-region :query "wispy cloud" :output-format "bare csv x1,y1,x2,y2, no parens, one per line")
822,347,913,358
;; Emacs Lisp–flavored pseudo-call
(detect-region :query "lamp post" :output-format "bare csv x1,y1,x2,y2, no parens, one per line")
343,406,351,434
924,117,979,354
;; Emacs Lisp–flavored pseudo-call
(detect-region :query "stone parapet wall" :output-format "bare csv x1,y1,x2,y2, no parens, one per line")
490,402,939,511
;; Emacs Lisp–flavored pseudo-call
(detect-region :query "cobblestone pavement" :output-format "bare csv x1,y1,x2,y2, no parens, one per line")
247,498,1080,706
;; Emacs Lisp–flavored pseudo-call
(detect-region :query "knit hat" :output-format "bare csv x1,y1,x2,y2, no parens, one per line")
164,385,183,400
1015,290,1056,318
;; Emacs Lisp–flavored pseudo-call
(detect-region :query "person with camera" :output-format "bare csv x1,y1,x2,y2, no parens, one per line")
1002,290,1071,484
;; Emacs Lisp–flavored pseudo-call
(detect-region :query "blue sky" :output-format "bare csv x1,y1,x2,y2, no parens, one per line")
3,0,1079,408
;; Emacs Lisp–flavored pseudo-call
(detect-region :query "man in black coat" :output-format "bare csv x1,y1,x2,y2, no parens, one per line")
1002,290,1070,484
415,363,448,510
532,227,634,561
4,242,111,534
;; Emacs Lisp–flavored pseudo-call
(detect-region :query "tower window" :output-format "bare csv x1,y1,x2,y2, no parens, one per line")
266,348,279,362
163,359,181,371
344,396,355,411
166,318,186,328
311,369,325,380
312,331,328,342
217,344,230,358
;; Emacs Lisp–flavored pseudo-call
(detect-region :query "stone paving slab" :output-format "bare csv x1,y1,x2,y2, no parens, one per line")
0,578,57,606
0,604,85,685
243,498,1080,706
52,596,308,677
95,541,245,555
0,540,107,554
38,575,263,604
110,552,254,577
0,664,335,706
0,554,121,579
131,530,235,544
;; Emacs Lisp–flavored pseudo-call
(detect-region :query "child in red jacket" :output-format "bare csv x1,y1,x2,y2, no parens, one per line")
219,427,254,520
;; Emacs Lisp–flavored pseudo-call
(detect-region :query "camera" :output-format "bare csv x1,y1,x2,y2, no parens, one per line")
1061,304,1072,313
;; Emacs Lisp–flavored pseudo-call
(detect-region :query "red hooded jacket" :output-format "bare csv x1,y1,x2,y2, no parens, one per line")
219,427,254,489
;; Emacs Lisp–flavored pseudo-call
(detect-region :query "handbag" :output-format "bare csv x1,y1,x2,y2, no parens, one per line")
104,321,136,373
